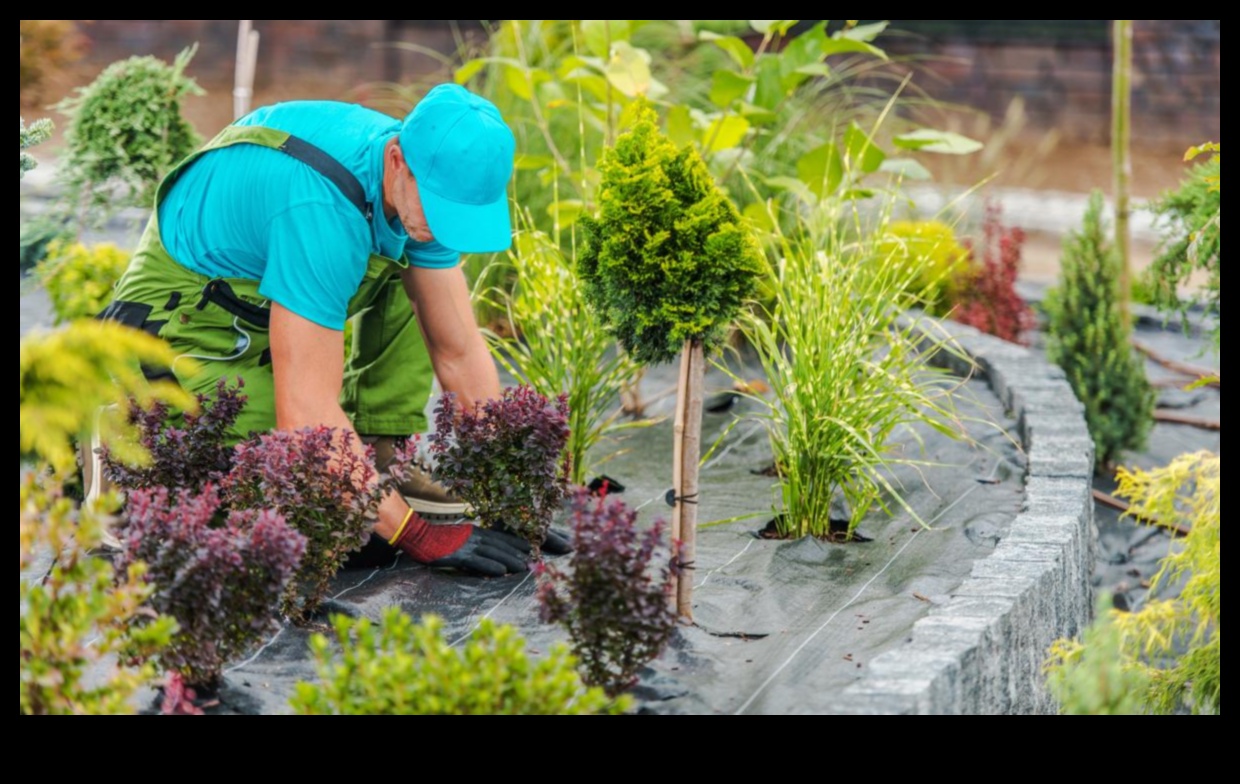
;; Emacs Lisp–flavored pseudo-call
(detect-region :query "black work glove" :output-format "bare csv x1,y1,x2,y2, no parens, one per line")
489,523,573,556
425,525,530,576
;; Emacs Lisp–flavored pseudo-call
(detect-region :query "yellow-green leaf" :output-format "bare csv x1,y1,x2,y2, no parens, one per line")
454,58,486,85
893,128,983,155
709,70,754,107
699,32,755,70
703,115,750,153
796,142,843,198
666,105,695,148
546,199,585,228
844,121,886,173
605,41,651,98
581,19,632,60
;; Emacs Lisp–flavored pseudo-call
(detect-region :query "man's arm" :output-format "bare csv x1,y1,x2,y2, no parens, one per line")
269,302,408,539
401,264,500,410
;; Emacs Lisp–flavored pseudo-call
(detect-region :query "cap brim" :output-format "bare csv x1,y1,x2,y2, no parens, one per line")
419,185,512,254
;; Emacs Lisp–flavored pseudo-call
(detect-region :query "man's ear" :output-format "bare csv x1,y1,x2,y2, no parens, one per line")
387,137,408,173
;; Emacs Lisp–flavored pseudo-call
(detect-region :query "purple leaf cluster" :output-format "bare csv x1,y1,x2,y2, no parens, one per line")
102,377,247,493
537,489,681,695
221,427,396,624
430,386,571,557
119,484,305,688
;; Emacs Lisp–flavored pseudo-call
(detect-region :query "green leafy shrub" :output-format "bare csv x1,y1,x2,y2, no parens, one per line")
20,475,174,714
20,116,53,179
20,320,194,472
1047,450,1220,714
1044,596,1152,715
739,199,965,537
34,240,131,323
878,220,971,315
1045,190,1154,469
578,101,763,365
54,46,203,223
430,386,570,556
537,490,680,695
482,226,643,486
290,609,626,715
118,484,306,687
1147,148,1220,347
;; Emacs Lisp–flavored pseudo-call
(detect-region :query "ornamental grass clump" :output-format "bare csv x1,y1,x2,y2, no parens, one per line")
430,386,570,557
291,609,625,715
118,485,305,688
578,100,762,617
1045,190,1154,469
20,474,175,714
537,490,680,696
222,427,400,624
740,197,965,538
482,224,643,487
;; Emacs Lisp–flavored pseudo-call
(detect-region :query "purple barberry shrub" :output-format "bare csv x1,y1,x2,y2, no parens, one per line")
537,489,680,695
102,377,247,492
430,386,571,558
119,484,306,688
222,427,406,624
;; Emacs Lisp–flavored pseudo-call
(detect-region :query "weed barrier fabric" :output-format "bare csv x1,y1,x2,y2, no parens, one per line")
212,364,1023,715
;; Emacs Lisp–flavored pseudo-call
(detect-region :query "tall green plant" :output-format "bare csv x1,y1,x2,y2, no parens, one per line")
1045,190,1154,469
738,195,965,538
54,46,203,225
1047,450,1220,714
482,224,644,485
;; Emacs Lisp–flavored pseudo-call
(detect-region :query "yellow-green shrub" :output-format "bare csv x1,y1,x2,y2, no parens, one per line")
34,241,131,323
291,610,627,715
878,220,971,315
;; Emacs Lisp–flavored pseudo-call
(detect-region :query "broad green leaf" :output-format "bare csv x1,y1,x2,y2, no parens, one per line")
878,157,932,180
556,55,597,80
454,58,486,85
838,21,888,41
699,32,755,70
502,64,540,101
893,128,983,155
546,199,585,228
581,20,632,59
703,115,750,153
796,142,843,198
753,55,784,110
738,102,778,125
844,121,886,173
780,21,827,76
794,63,832,77
666,105,695,148
821,38,887,59
514,153,555,171
743,200,776,232
750,20,799,35
709,70,754,107
605,41,652,97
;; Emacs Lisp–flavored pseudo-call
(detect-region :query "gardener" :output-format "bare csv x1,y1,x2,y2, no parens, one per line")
101,83,536,576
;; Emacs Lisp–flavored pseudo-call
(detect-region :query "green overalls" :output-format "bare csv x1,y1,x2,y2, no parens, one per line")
102,125,434,442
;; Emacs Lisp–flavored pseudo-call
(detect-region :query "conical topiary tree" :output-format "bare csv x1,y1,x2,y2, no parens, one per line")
578,101,763,618
1045,190,1154,469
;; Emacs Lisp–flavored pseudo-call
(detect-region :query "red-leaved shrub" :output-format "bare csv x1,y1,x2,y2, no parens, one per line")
537,489,680,695
119,485,305,688
953,203,1036,344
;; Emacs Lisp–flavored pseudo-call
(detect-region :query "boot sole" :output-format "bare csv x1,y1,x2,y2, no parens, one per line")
404,495,472,521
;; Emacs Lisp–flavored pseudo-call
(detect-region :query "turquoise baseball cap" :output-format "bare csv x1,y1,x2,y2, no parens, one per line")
400,84,516,253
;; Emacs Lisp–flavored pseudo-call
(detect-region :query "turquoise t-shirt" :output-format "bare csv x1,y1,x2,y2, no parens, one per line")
157,101,459,330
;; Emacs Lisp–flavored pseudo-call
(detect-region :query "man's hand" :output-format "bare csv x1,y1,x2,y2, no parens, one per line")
390,510,529,576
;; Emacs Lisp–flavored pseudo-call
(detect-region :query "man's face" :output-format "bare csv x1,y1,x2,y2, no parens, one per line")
393,170,435,244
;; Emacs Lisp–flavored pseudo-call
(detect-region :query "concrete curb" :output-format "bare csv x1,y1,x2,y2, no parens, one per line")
829,317,1095,715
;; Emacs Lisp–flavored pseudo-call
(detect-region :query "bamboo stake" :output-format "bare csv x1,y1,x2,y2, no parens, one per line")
675,339,705,620
1132,338,1220,385
233,21,260,120
1112,19,1133,325
669,343,691,607
1153,410,1220,430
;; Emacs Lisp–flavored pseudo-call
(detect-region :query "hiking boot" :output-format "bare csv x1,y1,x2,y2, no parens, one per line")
364,435,469,521
79,425,122,551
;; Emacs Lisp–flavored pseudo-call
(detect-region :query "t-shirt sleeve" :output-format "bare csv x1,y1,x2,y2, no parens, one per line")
259,201,369,331
405,238,461,269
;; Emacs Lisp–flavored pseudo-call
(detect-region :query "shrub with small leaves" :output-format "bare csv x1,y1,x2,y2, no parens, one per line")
21,474,175,714
119,484,306,687
537,489,680,695
1045,190,1154,469
578,101,763,365
54,46,203,223
430,386,570,557
222,427,398,624
290,609,626,715
34,241,132,323
20,116,53,179
103,377,247,494
878,220,972,316
953,203,1036,344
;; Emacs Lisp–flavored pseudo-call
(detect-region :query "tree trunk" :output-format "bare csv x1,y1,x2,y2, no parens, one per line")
671,339,705,620
1112,19,1133,325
